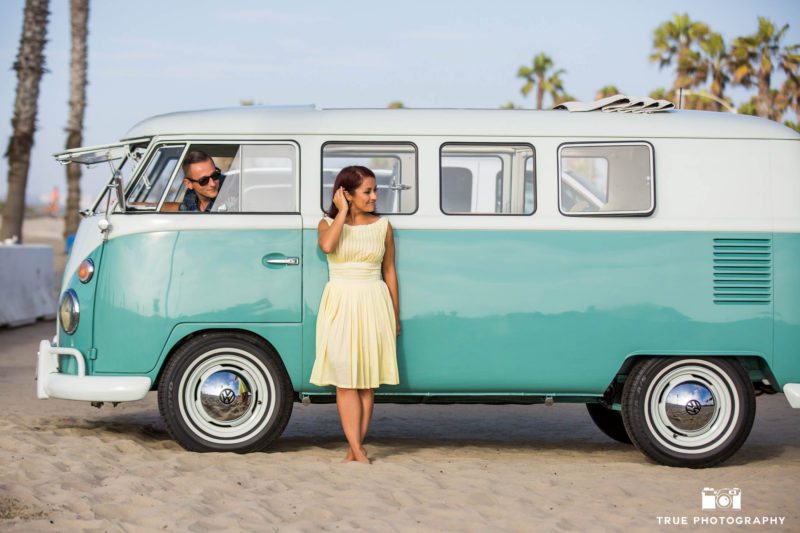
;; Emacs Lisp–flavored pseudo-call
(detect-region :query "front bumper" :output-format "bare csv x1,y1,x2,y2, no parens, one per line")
36,340,151,401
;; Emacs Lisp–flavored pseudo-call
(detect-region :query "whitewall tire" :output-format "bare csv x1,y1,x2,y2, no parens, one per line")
621,357,755,468
158,332,293,453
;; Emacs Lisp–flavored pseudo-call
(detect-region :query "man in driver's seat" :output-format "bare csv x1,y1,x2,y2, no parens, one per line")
179,151,224,212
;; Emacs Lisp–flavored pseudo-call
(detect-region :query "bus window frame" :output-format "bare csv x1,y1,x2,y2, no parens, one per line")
557,140,656,217
439,141,537,217
320,141,419,216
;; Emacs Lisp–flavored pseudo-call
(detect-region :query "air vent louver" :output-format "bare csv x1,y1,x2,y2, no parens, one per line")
713,238,771,305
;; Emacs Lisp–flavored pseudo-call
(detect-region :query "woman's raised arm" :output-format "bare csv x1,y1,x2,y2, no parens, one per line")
318,187,348,254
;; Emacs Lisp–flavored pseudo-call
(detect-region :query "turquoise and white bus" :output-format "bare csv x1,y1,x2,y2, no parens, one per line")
37,103,800,467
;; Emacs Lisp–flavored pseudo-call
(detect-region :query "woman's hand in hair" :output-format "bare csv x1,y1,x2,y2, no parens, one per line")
333,187,349,216
318,187,349,254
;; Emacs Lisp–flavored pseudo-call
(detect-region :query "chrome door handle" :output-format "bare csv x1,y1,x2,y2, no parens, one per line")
266,257,300,266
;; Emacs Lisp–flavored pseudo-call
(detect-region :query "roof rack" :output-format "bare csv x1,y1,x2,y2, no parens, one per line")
554,94,674,114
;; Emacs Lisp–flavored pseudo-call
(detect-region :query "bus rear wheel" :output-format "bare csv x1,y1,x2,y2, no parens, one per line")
621,357,755,468
157,332,293,453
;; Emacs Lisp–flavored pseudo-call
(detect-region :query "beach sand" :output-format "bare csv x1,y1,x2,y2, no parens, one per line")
1,323,799,532
1,217,799,531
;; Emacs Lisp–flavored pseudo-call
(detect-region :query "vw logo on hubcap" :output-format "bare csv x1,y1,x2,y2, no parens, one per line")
219,388,236,405
665,381,717,431
685,399,702,416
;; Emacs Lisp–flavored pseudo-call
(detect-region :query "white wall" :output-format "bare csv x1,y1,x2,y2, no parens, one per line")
0,245,56,327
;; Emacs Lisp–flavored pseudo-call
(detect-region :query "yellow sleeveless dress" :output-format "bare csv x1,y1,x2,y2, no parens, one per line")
310,217,399,389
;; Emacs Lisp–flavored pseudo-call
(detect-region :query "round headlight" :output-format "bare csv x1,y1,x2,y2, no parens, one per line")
78,258,94,283
59,289,79,335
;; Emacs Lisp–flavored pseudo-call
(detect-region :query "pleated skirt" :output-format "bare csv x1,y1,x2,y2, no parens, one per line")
310,277,399,389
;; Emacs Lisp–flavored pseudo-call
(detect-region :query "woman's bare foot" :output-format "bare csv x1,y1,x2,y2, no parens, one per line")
353,449,370,464
345,447,370,463
345,446,368,462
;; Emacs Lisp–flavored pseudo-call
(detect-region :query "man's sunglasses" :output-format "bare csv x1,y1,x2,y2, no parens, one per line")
186,168,222,186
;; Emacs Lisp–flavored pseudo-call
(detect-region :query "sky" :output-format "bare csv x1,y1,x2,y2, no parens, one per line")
0,0,798,205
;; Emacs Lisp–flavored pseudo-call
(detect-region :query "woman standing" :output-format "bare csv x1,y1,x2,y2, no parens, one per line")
310,166,400,463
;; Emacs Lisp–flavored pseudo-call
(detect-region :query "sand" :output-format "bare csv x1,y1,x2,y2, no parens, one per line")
1,217,799,531
1,323,799,532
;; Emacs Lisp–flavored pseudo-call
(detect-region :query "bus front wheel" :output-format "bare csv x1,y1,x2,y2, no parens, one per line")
157,332,293,453
621,357,755,468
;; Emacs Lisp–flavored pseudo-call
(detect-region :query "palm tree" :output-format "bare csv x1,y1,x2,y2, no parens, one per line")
1,0,50,243
649,88,672,100
778,45,799,126
669,31,736,113
552,91,575,106
545,69,568,107
64,0,89,242
595,85,621,100
699,32,731,111
780,72,799,119
729,17,799,119
650,13,710,92
737,96,758,116
517,53,566,109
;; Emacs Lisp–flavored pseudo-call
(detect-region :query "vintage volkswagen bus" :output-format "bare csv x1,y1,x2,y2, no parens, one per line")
37,104,800,468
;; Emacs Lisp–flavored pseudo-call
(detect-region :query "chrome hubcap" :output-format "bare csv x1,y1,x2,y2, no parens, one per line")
199,370,253,422
664,381,717,431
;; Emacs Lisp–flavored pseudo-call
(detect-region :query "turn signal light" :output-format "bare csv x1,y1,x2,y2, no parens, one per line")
78,259,94,283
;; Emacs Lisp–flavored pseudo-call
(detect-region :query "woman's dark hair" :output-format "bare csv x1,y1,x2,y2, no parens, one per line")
325,165,376,218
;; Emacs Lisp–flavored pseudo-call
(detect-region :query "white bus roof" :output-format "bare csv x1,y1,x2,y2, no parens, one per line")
124,106,800,141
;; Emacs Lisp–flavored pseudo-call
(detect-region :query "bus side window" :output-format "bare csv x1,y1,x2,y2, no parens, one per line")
240,144,298,213
440,143,535,215
161,143,299,213
160,143,240,212
559,142,654,216
321,142,417,215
